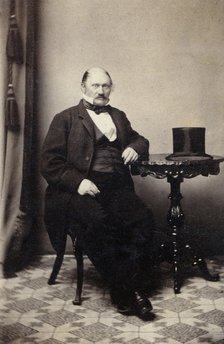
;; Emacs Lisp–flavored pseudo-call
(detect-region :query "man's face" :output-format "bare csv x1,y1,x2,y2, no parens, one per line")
81,70,112,106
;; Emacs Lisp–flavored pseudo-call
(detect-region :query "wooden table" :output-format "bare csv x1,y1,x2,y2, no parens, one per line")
131,154,224,293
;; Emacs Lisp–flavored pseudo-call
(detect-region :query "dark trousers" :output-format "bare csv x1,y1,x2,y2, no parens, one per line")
68,172,155,292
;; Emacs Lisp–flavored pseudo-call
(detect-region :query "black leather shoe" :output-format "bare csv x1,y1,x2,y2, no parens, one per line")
110,287,134,315
116,304,136,316
132,291,155,321
111,288,155,321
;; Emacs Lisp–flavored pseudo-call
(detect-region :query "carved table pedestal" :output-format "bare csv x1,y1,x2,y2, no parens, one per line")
132,154,224,293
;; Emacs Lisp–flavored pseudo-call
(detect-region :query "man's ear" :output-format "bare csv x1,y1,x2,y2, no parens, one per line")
81,83,85,93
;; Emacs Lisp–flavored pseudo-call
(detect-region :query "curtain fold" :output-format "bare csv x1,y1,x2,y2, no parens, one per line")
0,0,36,277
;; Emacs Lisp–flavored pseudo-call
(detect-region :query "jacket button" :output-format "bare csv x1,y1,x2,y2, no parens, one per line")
85,156,90,161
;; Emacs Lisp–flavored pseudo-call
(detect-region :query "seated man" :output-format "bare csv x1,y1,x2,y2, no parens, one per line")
41,67,155,321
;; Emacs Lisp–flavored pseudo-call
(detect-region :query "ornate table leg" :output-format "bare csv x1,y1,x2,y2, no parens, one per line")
185,244,220,281
166,176,219,293
167,176,184,294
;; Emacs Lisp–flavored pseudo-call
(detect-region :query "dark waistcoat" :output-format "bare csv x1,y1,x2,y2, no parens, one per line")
91,122,127,175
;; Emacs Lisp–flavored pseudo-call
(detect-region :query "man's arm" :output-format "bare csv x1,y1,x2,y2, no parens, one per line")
41,113,85,192
122,112,149,161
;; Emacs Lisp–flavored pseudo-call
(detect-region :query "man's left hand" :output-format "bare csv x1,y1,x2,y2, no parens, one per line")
122,147,139,165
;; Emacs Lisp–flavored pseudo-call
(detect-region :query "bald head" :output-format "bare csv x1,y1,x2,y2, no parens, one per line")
81,67,113,87
81,67,112,106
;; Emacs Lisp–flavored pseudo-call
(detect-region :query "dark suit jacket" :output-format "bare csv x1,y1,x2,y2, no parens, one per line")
41,100,149,252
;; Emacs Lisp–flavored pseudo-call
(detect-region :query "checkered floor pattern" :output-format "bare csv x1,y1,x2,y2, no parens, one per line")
1,255,224,343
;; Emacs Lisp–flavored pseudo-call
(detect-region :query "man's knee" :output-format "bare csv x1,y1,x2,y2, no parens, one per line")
68,194,106,226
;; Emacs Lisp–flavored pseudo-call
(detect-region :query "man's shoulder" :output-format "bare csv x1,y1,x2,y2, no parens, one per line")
108,105,125,115
49,103,81,130
55,104,80,118
54,102,126,119
52,102,84,124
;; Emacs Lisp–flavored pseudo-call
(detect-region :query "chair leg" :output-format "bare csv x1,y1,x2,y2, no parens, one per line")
48,253,64,285
72,238,84,305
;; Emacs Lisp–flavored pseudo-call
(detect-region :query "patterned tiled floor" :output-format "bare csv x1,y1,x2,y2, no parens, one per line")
0,255,224,343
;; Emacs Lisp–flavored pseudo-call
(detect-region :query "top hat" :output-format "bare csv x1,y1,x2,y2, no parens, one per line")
166,127,212,161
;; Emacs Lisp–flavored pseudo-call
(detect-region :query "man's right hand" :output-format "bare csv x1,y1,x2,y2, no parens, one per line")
77,179,100,197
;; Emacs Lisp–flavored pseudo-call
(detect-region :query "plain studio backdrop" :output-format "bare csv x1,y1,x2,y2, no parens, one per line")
1,0,224,255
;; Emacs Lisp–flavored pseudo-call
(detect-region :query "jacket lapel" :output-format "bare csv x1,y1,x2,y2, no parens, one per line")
78,100,95,139
109,107,124,145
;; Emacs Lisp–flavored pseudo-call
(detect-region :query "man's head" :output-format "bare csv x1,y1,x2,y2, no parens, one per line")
81,67,113,106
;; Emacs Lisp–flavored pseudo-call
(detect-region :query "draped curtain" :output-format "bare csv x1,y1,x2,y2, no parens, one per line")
0,0,36,277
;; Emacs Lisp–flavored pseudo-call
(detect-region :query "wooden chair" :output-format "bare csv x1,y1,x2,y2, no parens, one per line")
48,228,84,305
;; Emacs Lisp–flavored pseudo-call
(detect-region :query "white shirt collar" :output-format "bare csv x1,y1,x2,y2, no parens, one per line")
87,110,117,142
